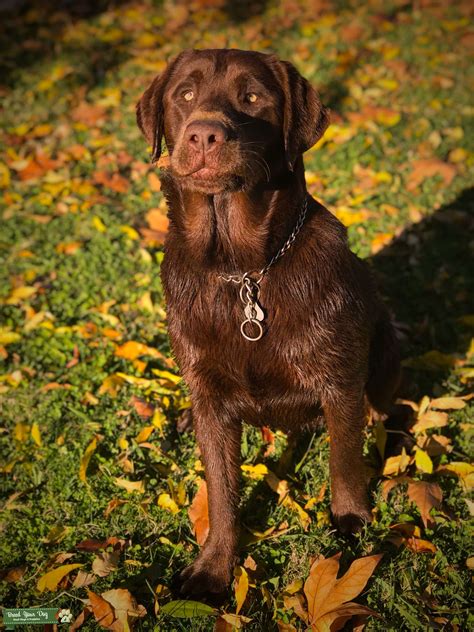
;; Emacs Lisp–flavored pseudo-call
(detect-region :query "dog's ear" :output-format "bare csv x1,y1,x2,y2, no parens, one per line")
272,58,330,171
136,51,188,163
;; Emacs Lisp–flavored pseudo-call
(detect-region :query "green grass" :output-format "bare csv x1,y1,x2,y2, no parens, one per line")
0,1,473,630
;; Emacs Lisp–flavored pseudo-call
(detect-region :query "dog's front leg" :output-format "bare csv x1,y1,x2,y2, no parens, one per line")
323,393,372,534
178,403,242,596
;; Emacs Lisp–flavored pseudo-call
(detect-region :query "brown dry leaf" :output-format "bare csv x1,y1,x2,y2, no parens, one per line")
88,588,146,631
1,566,26,583
407,481,443,528
188,479,209,545
277,622,297,632
405,537,437,554
72,102,106,125
130,395,155,419
283,593,308,623
93,171,129,194
70,606,92,631
104,499,127,517
315,602,379,632
304,553,382,629
72,570,96,588
407,158,456,191
92,551,120,578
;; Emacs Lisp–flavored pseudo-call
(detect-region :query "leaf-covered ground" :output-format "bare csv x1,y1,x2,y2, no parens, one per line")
0,1,473,630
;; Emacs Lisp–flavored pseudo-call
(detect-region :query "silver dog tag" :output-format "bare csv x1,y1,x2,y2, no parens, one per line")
244,301,265,322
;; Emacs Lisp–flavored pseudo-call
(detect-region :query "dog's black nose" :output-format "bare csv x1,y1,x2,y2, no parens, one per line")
186,120,227,153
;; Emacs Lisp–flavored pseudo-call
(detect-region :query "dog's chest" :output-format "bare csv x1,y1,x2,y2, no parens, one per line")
165,275,325,425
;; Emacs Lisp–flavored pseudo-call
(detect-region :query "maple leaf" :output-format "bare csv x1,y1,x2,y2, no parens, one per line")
407,481,443,528
300,553,382,630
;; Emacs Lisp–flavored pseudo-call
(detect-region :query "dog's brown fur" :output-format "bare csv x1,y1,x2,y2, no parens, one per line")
136,49,401,596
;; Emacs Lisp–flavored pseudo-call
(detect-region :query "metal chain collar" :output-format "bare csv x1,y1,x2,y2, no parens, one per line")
218,196,309,341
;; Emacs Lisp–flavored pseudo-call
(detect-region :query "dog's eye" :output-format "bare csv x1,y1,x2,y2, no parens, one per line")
183,90,194,101
245,92,258,103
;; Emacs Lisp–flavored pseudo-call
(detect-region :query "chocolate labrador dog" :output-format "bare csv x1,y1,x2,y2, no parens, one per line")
136,49,400,596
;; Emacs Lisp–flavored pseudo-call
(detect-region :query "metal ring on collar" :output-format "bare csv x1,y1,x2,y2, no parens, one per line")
240,318,263,341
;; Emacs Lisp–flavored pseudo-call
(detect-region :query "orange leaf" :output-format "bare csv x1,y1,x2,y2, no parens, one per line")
72,102,106,125
130,396,155,419
147,172,161,192
304,554,340,623
407,158,456,191
188,479,209,546
146,208,169,233
93,171,129,193
88,588,146,632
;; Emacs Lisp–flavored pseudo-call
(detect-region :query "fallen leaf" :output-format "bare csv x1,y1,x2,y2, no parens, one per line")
234,566,249,615
241,463,268,479
414,448,433,474
88,589,142,631
188,479,209,545
430,396,467,410
92,551,120,578
114,478,145,493
407,481,443,528
303,553,382,629
157,493,179,514
407,158,456,191
411,410,449,433
37,563,83,592
80,437,97,482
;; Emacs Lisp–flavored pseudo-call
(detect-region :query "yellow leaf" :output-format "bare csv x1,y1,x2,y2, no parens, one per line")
120,225,140,240
448,148,467,163
37,564,83,592
136,426,154,443
151,368,181,384
92,216,107,232
118,436,129,450
0,163,10,188
415,448,433,474
98,374,124,397
430,396,467,410
152,409,167,433
114,478,145,493
437,462,474,478
31,422,42,447
234,566,249,615
5,286,37,305
158,493,179,514
333,207,369,226
79,437,97,482
407,481,442,528
241,463,269,480
411,410,448,433
14,422,29,442
0,328,21,345
382,448,411,476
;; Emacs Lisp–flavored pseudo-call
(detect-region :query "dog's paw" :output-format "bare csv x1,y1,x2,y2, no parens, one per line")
173,554,232,598
332,508,372,536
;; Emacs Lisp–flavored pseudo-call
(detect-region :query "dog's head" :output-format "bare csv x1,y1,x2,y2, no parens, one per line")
136,49,329,194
